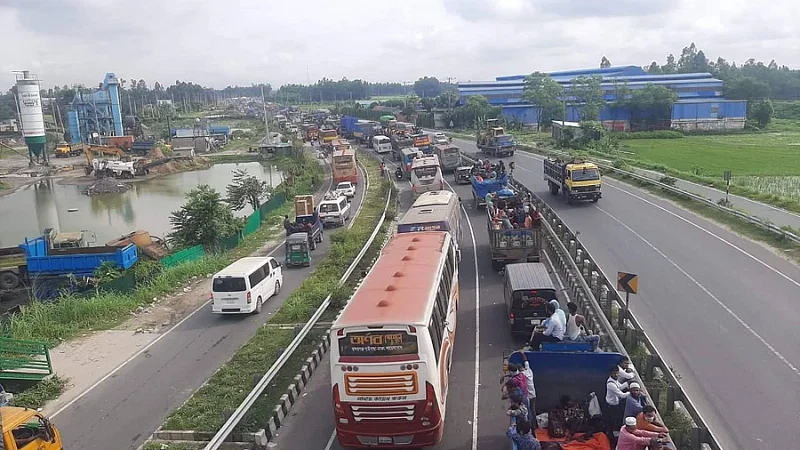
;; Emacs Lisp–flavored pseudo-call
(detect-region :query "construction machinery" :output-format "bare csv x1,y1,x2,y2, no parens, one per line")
82,145,148,178
476,118,516,157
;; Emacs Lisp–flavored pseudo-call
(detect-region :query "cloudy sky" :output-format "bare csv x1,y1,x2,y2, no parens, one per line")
1,0,797,90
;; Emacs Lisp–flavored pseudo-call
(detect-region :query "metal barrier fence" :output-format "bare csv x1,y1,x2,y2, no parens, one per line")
462,151,720,450
202,160,392,450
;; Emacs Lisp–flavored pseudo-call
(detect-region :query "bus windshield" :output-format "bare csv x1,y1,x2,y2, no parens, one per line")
338,330,419,357
414,166,438,178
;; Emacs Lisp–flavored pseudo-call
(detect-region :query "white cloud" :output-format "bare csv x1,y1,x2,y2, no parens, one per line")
0,0,797,90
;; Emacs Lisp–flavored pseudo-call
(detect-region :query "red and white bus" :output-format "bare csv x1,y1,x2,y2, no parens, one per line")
330,231,459,448
332,147,359,185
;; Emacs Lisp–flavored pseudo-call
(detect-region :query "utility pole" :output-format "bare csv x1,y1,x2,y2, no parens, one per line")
261,85,270,143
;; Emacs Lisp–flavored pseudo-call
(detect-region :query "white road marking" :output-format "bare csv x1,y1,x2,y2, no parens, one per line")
601,182,800,288
595,205,800,378
51,151,334,418
324,430,337,450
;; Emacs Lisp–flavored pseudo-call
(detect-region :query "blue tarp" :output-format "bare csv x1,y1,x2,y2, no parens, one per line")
472,174,509,199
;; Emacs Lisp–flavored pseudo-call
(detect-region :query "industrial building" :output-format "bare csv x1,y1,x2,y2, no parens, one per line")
67,73,124,144
457,66,747,131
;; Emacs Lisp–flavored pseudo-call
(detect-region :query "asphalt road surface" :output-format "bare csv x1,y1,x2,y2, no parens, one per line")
51,153,374,450
269,152,575,450
452,136,800,450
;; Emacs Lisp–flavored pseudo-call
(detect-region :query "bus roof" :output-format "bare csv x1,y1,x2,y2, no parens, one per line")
332,147,356,157
411,154,440,169
333,232,449,328
410,190,457,207
399,204,452,226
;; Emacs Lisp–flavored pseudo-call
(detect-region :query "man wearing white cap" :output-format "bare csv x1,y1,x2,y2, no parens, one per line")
615,416,665,450
624,382,648,419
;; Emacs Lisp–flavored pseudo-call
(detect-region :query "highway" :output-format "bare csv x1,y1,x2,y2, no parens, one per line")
49,153,374,450
269,152,573,450
270,137,799,450
452,136,800,450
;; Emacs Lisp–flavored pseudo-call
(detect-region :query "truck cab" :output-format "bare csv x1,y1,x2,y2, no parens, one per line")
1,407,63,450
543,158,602,204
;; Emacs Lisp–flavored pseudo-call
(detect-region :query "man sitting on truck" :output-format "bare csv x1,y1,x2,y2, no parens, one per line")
636,405,669,434
506,420,541,450
564,302,601,351
528,302,565,350
616,416,665,450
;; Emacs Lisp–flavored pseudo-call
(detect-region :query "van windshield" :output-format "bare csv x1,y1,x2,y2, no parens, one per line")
512,290,557,310
213,277,247,292
320,203,339,213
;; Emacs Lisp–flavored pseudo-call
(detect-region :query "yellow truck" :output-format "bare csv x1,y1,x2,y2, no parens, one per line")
54,143,81,158
543,157,602,204
0,407,63,449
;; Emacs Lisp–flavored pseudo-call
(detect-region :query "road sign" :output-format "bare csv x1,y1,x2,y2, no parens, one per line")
617,271,638,295
723,170,732,182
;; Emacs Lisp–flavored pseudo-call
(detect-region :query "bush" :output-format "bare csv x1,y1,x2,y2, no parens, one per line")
659,176,677,186
610,130,684,140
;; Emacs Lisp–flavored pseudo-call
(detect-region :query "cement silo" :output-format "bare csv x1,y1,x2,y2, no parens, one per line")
14,71,48,163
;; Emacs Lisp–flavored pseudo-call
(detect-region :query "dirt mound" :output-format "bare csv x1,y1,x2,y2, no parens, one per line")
84,177,131,195
147,145,166,159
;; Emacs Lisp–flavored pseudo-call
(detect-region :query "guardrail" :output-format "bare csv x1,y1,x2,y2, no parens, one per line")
202,161,393,450
462,152,720,450
456,132,800,244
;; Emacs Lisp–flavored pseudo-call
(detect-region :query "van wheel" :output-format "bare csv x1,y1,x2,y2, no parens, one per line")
255,297,263,314
274,281,282,297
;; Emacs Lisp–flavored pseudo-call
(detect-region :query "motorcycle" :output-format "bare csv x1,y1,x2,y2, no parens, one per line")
395,168,404,180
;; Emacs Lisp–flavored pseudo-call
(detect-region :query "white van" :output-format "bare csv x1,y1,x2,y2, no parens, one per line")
318,192,351,227
372,135,392,154
211,257,283,314
410,154,443,198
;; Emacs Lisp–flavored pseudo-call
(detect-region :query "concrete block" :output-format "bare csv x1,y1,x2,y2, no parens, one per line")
252,429,269,449
273,404,285,428
306,357,315,374
285,384,297,404
279,393,290,415
294,374,304,389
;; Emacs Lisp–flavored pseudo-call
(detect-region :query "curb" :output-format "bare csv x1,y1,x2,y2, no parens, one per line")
261,219,397,443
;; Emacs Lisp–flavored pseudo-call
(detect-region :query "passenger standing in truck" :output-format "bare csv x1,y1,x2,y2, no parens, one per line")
519,352,537,422
605,366,630,434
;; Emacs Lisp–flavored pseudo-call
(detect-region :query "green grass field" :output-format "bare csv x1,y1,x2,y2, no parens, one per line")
622,129,800,177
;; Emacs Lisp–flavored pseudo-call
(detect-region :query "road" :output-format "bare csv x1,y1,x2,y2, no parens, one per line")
269,151,574,450
272,137,800,450
455,136,800,450
51,153,373,450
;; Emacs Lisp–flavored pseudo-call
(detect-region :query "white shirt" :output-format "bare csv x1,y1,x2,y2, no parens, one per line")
566,313,581,340
543,311,565,340
618,364,637,382
605,376,629,406
521,361,536,399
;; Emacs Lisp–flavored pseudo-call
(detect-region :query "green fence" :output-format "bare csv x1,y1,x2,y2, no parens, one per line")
161,245,205,268
259,192,286,217
243,210,261,236
91,189,288,295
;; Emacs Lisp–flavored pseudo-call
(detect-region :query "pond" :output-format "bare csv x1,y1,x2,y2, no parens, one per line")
0,162,284,247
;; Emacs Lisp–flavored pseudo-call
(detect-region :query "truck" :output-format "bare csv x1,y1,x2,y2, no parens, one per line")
20,231,138,277
390,133,414,160
485,189,542,270
289,195,323,250
504,350,624,450
54,143,81,158
340,115,359,138
0,247,26,290
411,132,432,153
543,157,602,204
0,406,63,450
302,123,319,142
477,118,516,157
471,174,510,209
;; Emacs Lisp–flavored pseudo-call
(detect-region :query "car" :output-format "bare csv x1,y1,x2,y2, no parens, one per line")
433,132,449,145
336,181,356,199
211,257,283,314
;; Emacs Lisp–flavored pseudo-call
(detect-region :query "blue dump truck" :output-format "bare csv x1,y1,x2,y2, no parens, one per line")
505,350,622,450
21,233,138,277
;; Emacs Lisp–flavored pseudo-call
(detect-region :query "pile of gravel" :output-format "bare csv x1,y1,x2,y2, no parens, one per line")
83,177,130,195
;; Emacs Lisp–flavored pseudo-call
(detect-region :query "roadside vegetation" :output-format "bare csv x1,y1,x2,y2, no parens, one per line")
0,181,9,190
162,153,393,433
1,153,322,344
